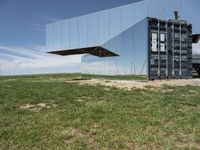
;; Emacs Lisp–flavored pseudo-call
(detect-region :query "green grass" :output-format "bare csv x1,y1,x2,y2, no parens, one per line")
0,73,81,81
0,74,200,149
0,73,146,82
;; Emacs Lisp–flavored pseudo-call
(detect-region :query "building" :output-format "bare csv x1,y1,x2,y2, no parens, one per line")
46,0,200,79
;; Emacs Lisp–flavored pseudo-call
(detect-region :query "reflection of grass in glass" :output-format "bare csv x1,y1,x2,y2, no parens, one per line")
82,74,147,81
192,72,200,78
0,74,200,149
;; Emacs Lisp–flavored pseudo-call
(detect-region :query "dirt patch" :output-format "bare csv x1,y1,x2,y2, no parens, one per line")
64,128,99,149
63,123,110,149
20,104,35,109
85,100,105,107
175,136,200,149
19,103,57,112
66,79,200,90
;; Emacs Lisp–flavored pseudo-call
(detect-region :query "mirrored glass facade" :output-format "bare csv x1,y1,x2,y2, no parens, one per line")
46,0,200,75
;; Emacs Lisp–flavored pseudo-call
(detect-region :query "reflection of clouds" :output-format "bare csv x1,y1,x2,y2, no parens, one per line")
193,43,200,55
46,1,150,53
82,60,121,75
82,59,146,75
0,45,82,75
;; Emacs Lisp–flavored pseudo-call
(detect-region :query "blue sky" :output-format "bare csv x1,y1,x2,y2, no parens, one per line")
0,0,142,75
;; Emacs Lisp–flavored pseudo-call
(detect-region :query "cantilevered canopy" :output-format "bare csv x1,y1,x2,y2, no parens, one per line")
193,34,200,43
47,46,119,57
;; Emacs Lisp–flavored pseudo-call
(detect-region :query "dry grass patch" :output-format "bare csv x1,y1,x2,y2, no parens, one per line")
64,128,101,149
69,79,200,91
19,103,57,112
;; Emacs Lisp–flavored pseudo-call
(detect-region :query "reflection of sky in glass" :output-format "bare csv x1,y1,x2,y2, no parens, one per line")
47,0,200,75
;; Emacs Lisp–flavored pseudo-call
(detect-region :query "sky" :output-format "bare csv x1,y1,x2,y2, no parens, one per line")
0,0,142,75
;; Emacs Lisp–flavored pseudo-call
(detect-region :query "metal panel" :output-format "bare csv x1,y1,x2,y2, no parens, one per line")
148,17,192,80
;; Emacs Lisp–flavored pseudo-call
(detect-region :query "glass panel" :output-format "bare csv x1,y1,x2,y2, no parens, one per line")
122,26,135,75
61,20,70,50
134,0,148,24
99,10,109,44
78,15,88,48
46,24,53,51
70,17,78,49
134,19,147,75
54,22,62,50
147,0,165,19
109,6,122,73
121,3,135,31
198,0,200,33
88,12,99,46
110,7,122,39
102,24,136,75
178,0,200,34
159,0,181,20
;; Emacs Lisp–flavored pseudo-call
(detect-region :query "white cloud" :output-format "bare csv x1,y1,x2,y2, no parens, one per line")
0,45,82,75
38,15,61,22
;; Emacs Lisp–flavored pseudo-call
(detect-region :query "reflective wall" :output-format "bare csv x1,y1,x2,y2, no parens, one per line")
46,0,200,75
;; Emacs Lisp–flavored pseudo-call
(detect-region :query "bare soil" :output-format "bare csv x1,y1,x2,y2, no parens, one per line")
67,79,200,90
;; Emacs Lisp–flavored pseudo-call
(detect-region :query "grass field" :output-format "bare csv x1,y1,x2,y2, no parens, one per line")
0,74,200,149
0,73,147,81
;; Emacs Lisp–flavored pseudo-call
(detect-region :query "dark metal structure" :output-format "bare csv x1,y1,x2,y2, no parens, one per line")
48,46,119,57
148,15,192,80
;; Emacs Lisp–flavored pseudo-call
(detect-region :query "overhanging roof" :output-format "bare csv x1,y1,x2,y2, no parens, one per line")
193,34,200,43
47,46,119,57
